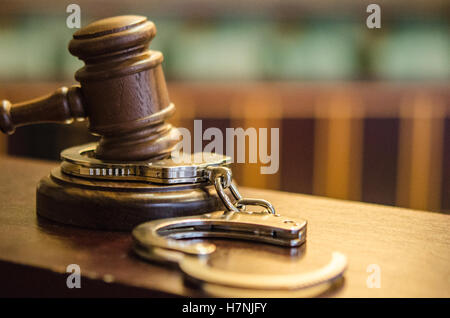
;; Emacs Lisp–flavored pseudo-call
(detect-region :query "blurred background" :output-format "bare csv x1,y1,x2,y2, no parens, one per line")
0,0,448,213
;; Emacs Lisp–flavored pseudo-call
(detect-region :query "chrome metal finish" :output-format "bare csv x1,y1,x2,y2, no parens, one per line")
132,209,348,294
206,166,240,212
236,198,276,214
205,166,276,214
64,143,347,295
133,210,307,252
60,143,231,184
180,252,347,291
61,144,277,213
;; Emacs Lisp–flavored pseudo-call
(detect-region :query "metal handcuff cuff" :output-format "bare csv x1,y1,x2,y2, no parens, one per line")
61,143,348,296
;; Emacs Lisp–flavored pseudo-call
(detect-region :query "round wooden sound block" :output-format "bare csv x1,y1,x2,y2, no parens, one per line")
36,168,225,231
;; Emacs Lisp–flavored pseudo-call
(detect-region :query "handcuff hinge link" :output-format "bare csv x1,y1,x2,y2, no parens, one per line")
205,166,275,214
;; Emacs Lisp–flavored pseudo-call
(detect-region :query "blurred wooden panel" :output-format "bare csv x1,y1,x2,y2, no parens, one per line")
0,81,95,160
169,89,196,131
280,118,315,194
396,95,446,212
169,82,449,118
199,118,231,151
313,93,364,201
0,133,6,155
441,118,450,213
230,91,282,190
8,124,93,160
1,81,449,212
362,118,400,206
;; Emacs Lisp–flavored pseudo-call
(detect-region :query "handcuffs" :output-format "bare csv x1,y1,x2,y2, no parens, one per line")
61,143,348,296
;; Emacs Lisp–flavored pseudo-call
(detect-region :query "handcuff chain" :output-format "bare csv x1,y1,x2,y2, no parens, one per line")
205,166,276,214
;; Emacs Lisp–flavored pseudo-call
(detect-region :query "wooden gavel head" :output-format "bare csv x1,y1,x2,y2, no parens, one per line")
0,15,178,161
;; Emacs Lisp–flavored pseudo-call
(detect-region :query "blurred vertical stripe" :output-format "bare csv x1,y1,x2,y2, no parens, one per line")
313,93,363,201
230,90,282,190
2,82,449,213
280,118,315,194
441,118,450,213
362,118,400,206
396,95,446,211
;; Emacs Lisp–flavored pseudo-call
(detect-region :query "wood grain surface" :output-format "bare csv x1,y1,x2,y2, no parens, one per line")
0,155,448,297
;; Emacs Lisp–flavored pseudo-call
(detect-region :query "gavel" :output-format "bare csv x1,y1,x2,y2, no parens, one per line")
0,15,177,161
0,16,230,230
0,15,232,231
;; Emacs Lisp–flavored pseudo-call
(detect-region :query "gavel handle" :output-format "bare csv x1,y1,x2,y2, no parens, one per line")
0,85,86,135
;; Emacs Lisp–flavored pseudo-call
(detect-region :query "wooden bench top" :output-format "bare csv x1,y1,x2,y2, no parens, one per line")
0,155,448,297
